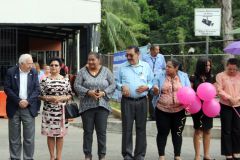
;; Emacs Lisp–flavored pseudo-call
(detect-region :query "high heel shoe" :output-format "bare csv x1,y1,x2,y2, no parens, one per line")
85,156,92,160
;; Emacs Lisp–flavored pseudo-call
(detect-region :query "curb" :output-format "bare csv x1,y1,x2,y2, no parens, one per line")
111,107,121,119
109,108,221,139
70,115,221,139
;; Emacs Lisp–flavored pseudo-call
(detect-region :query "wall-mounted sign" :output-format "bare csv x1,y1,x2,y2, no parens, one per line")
195,8,221,36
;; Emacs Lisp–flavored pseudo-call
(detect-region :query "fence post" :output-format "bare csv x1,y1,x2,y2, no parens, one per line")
206,36,209,57
107,52,110,70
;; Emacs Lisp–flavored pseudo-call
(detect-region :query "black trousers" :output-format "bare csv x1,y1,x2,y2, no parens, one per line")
148,93,155,120
121,96,147,160
220,104,240,156
155,108,186,157
81,107,109,158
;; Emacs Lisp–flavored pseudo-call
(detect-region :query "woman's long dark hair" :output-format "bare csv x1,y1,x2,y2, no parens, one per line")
194,57,212,78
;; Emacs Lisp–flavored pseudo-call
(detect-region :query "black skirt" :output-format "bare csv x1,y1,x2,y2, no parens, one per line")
191,109,213,130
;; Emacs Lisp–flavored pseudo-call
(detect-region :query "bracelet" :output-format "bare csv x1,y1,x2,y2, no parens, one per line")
45,96,49,102
102,91,106,96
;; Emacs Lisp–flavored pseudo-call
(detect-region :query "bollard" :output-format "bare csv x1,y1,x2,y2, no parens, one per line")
0,91,7,118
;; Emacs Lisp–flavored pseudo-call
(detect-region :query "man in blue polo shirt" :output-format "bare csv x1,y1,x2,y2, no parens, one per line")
116,46,154,160
142,44,166,120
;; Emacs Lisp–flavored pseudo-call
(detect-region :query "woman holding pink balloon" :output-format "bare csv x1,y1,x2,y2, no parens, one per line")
190,57,215,160
152,59,191,160
216,58,240,160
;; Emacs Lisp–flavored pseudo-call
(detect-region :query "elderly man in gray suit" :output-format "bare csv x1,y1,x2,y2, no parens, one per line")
4,54,40,160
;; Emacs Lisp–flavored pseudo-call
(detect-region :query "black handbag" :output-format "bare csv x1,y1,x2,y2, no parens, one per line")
65,102,80,119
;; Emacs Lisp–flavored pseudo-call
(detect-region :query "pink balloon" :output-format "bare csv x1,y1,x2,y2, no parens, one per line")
197,82,216,101
185,96,202,114
202,99,221,117
177,87,196,105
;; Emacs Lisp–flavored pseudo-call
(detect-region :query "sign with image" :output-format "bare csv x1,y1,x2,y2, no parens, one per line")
195,8,221,36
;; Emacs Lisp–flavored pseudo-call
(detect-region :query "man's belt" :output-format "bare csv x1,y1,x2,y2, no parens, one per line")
122,96,146,101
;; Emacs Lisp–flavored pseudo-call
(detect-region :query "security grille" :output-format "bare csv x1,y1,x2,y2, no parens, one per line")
0,27,17,87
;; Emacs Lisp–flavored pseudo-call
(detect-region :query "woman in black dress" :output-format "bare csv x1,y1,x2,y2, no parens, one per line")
190,57,215,160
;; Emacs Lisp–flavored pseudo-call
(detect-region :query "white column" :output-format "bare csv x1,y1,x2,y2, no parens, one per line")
92,24,99,52
77,31,80,72
63,40,66,62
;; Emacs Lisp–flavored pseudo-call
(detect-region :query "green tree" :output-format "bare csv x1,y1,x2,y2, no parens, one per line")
100,0,150,53
232,0,240,39
147,0,224,56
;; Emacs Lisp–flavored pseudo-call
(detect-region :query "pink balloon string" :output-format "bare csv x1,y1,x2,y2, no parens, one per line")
233,107,240,118
177,111,187,136
185,106,190,113
199,115,203,128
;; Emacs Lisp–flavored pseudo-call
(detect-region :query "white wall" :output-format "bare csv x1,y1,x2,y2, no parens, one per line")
0,0,101,24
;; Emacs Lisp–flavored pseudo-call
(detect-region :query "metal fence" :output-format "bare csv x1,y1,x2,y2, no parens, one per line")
0,28,18,87
100,53,235,76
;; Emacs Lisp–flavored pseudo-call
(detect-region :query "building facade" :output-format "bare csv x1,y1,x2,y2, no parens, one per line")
0,0,101,87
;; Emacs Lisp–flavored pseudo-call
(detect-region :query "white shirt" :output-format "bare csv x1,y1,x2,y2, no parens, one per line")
19,69,29,100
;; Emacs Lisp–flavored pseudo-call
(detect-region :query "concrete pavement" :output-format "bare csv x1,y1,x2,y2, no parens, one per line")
0,114,224,160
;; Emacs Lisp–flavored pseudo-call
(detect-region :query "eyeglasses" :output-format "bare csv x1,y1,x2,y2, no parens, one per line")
227,68,237,71
50,64,59,67
125,54,135,58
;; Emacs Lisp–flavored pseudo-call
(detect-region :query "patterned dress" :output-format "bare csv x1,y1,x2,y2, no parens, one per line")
40,77,72,137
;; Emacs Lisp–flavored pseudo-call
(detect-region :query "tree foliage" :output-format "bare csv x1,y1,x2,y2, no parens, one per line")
100,0,150,53
100,0,239,55
232,0,240,39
